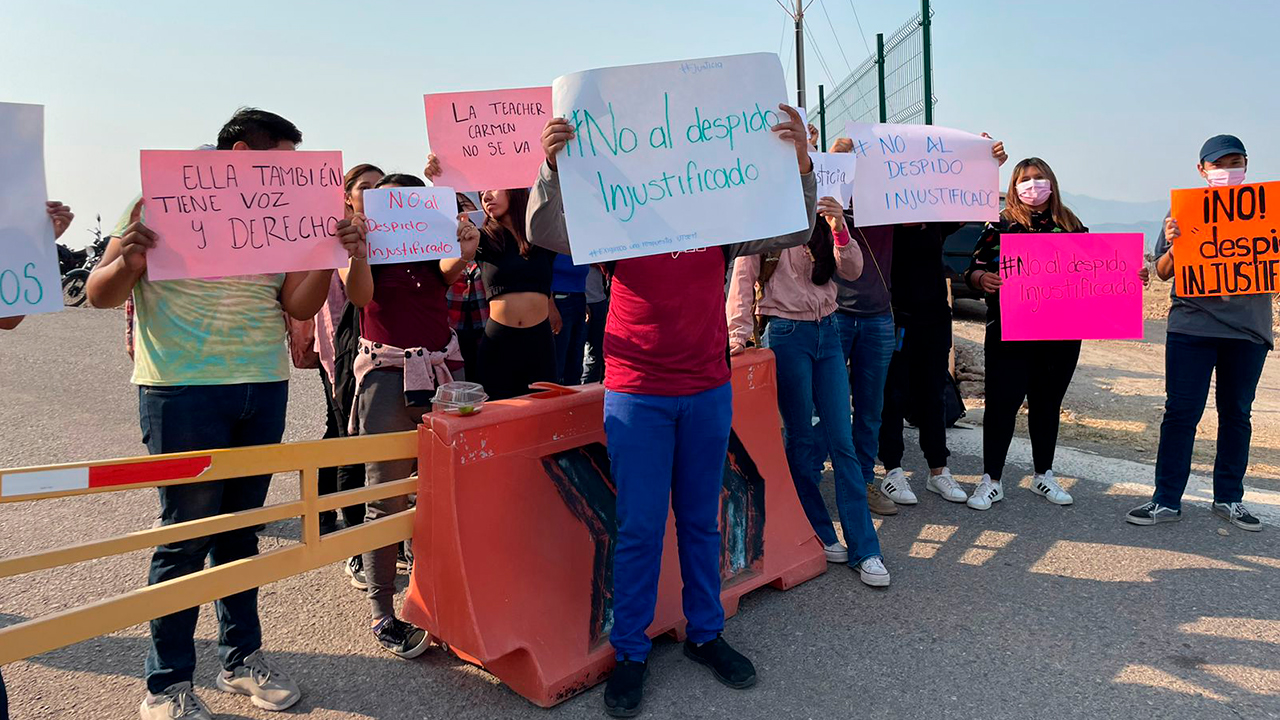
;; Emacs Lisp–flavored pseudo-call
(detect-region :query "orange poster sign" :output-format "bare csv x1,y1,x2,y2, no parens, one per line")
1172,180,1278,297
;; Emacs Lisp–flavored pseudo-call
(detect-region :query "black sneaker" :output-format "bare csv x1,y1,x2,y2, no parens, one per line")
1213,502,1262,532
603,660,647,718
397,543,414,572
345,556,368,591
372,616,432,659
1126,501,1182,526
319,511,339,536
683,636,756,689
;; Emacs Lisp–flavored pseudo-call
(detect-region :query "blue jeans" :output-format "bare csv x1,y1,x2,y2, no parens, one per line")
767,316,881,563
582,298,609,384
813,311,896,486
139,381,288,694
553,292,588,386
1153,331,1268,510
604,383,732,661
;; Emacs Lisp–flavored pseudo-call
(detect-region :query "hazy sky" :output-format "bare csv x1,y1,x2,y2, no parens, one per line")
3,0,1276,246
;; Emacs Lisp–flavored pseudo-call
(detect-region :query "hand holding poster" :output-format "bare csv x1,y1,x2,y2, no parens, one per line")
999,233,1144,341
362,186,460,264
1171,181,1278,297
140,150,348,281
844,122,999,226
553,52,809,264
0,102,63,320
809,151,855,207
425,87,552,192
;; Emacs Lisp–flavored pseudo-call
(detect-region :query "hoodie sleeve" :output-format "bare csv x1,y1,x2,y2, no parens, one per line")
526,161,573,255
832,227,863,281
726,254,761,350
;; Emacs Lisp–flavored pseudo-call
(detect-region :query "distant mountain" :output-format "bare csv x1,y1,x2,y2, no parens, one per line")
1061,192,1167,251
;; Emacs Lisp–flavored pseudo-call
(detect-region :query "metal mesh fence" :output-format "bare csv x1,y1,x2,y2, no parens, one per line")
822,9,936,138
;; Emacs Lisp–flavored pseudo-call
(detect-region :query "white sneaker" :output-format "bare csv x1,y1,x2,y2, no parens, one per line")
927,469,968,503
857,556,891,587
823,542,849,563
880,468,918,505
140,683,213,720
967,475,1003,511
1030,470,1073,505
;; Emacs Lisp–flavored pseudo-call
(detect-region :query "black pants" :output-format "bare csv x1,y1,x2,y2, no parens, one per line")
477,318,558,400
983,322,1081,480
457,325,484,383
319,370,366,528
582,298,608,384
880,315,952,470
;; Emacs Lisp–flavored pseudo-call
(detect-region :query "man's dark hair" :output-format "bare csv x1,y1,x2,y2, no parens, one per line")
216,108,303,150
375,173,427,188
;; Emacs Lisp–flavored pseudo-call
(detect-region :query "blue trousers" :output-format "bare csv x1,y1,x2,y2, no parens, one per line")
767,316,881,562
1153,331,1268,510
139,382,288,694
553,292,588,386
813,311,896,486
605,382,732,661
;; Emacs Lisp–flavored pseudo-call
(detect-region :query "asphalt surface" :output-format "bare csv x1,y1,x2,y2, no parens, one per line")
1,308,1278,720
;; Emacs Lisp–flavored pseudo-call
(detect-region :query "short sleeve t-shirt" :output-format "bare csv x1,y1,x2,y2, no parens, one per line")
1155,211,1274,349
111,200,291,386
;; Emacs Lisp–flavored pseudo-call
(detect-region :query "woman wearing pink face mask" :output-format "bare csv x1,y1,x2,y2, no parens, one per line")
962,158,1088,511
1127,135,1267,532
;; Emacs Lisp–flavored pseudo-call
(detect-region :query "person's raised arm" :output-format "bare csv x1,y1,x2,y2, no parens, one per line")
819,197,862,281
726,254,762,354
964,223,1003,294
282,217,366,319
439,216,480,286
526,119,576,255
1156,216,1178,282
87,201,153,309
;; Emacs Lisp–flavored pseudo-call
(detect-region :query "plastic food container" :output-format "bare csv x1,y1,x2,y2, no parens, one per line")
432,382,489,416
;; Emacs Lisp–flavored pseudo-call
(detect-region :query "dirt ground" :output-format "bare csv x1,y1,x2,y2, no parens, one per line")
952,290,1280,483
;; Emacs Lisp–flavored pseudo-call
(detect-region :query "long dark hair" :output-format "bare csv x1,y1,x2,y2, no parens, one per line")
482,188,532,258
807,216,837,285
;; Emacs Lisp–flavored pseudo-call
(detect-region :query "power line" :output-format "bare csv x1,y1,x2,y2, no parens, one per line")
803,22,839,90
818,0,852,73
847,0,872,56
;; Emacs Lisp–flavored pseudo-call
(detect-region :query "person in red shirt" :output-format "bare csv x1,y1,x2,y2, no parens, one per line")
528,105,816,718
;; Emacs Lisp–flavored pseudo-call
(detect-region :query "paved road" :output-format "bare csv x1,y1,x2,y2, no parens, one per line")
2,308,1278,719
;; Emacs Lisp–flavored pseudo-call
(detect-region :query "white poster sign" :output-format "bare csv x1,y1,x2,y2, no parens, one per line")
553,52,809,264
0,103,62,319
809,151,855,207
362,186,460,264
844,122,1000,226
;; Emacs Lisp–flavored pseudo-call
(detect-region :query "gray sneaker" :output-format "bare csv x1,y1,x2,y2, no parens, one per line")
215,650,301,711
1126,501,1181,526
139,682,212,720
1213,502,1262,532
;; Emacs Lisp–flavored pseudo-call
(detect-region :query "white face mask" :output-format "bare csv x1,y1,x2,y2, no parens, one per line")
1016,178,1053,206
1205,167,1247,187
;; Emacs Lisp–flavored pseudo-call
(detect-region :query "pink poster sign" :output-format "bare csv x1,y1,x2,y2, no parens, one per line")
424,87,552,192
139,150,348,281
999,232,1145,341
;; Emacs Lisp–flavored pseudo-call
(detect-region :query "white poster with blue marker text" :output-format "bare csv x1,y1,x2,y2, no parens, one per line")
0,103,63,319
553,53,809,263
844,122,1000,226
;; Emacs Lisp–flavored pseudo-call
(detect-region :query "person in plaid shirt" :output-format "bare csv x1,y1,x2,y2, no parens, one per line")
448,193,489,380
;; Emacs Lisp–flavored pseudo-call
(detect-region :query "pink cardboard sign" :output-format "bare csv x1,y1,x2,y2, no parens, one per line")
999,232,1144,341
140,150,348,281
424,87,552,191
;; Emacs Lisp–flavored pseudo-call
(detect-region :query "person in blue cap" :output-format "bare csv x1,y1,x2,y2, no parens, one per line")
1127,134,1267,531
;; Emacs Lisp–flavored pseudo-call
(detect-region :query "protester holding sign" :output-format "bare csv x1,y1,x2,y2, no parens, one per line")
1128,135,1268,531
341,172,481,656
727,196,889,584
529,99,816,717
446,192,490,382
963,157,1088,512
84,108,364,720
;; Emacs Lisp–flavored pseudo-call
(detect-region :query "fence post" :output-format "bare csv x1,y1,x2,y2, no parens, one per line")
922,0,933,124
817,84,826,150
876,33,887,123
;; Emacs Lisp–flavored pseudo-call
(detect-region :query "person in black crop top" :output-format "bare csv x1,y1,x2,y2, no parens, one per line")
473,187,559,399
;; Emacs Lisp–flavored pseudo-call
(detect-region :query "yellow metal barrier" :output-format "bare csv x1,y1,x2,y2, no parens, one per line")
0,431,420,665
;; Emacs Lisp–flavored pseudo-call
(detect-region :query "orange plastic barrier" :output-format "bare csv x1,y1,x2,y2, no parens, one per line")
402,349,826,707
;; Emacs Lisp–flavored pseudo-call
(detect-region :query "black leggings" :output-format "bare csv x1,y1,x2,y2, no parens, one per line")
880,316,952,470
477,318,558,400
983,322,1081,480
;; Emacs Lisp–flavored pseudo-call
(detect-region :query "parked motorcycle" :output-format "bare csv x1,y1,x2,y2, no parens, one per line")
61,232,107,308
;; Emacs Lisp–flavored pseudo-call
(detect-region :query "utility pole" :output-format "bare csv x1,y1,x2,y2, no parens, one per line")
921,0,933,124
793,0,807,110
